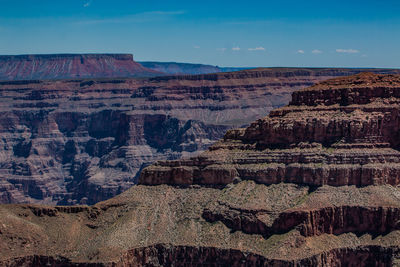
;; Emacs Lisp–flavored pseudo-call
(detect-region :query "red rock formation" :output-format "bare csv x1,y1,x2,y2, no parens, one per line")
3,68,393,205
0,54,161,80
1,73,400,265
139,73,400,187
2,245,397,266
1,181,400,266
110,244,400,267
203,203,400,238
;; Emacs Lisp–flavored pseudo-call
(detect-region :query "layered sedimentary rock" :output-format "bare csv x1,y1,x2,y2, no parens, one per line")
1,69,400,206
0,54,161,80
140,73,400,187
1,73,400,266
1,181,400,266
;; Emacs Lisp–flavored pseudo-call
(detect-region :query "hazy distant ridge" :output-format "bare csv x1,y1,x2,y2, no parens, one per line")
139,61,251,75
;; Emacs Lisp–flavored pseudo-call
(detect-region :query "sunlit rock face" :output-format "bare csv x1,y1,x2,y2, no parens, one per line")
0,69,399,205
2,73,400,266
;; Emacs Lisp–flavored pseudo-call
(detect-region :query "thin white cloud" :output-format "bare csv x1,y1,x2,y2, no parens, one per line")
312,49,322,54
193,45,200,49
297,49,305,54
248,47,265,51
217,48,227,52
336,49,360,54
232,47,241,51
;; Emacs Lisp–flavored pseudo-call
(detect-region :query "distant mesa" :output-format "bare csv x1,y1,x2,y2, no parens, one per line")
0,53,162,80
2,53,400,80
138,61,250,75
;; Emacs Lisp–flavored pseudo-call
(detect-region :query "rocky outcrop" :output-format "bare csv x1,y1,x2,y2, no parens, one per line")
2,245,397,266
2,73,400,265
0,54,161,80
112,244,400,267
1,181,400,266
203,202,400,238
139,73,400,187
126,73,400,265
3,68,395,205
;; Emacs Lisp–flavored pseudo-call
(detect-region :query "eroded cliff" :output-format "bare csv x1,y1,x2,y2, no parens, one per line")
1,69,400,205
1,73,400,266
140,73,400,187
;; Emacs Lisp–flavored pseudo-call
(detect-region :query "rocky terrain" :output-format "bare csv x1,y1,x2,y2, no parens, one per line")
141,73,400,188
0,54,161,80
1,73,400,266
1,68,400,206
138,61,249,75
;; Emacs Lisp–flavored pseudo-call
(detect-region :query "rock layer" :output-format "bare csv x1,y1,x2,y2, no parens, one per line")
3,245,398,267
1,181,400,266
2,69,397,205
140,73,400,187
2,73,400,265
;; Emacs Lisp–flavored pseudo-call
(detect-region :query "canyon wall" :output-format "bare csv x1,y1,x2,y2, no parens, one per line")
1,68,400,205
1,73,400,265
140,73,400,187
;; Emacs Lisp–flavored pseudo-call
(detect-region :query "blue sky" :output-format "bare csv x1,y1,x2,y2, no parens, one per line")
0,0,399,67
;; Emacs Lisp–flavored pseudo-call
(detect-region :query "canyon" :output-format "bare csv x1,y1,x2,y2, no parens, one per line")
1,73,400,265
1,66,400,205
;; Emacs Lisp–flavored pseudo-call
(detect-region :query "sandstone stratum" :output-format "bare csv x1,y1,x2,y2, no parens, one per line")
1,68,400,206
1,73,400,266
